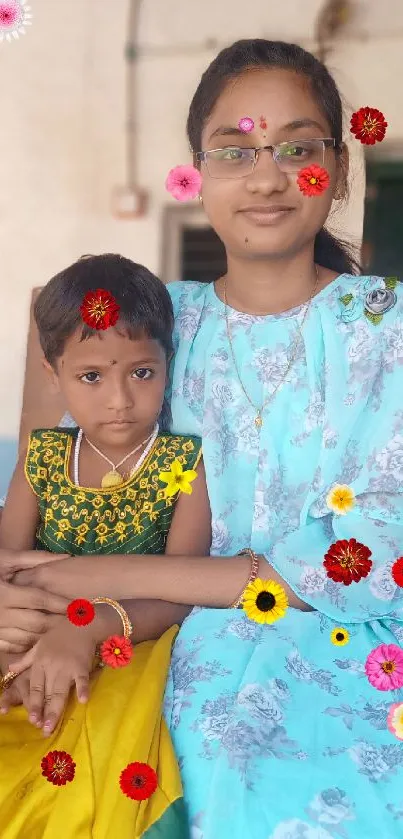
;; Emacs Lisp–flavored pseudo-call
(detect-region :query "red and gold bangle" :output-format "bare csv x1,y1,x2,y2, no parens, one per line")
92,597,133,639
229,549,260,609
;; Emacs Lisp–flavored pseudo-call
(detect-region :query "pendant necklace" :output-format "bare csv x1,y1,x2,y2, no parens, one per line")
73,423,159,488
223,266,319,430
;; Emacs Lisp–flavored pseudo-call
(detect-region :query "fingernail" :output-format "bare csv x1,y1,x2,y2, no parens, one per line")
43,722,52,735
29,714,37,723
0,707,7,714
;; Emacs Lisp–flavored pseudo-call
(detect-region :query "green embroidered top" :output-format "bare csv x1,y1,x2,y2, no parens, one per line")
25,429,202,555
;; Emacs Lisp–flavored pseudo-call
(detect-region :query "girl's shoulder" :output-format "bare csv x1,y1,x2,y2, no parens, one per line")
166,281,211,317
331,273,402,332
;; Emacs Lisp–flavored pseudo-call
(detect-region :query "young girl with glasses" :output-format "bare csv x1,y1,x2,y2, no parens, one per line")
2,39,403,839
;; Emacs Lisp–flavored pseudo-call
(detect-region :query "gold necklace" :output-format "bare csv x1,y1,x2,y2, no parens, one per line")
81,426,158,488
223,266,320,429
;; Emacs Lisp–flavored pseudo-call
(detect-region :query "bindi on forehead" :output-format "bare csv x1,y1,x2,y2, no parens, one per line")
109,359,117,366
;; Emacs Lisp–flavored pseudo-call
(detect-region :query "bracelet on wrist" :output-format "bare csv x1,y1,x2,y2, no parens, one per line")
229,549,260,609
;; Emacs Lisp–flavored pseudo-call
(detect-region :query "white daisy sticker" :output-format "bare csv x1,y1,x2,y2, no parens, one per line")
0,0,32,42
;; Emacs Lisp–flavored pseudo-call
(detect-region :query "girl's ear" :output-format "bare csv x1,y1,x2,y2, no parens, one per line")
42,358,61,393
334,142,349,201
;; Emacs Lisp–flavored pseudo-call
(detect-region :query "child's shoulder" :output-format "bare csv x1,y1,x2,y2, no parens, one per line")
28,426,79,444
26,427,78,458
157,431,202,451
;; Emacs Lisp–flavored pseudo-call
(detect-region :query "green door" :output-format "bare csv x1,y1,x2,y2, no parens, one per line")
362,162,403,277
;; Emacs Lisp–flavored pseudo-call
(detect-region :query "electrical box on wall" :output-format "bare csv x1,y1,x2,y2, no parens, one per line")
111,186,149,219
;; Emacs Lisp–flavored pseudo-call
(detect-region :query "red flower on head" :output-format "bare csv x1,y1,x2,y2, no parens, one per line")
67,598,95,627
41,750,76,786
80,288,120,331
100,635,133,668
119,761,158,800
350,106,387,145
323,538,372,585
392,557,403,587
297,164,330,197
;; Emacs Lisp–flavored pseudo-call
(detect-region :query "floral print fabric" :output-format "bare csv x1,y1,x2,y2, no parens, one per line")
164,275,403,839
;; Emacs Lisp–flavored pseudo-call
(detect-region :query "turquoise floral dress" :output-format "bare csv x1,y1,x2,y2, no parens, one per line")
163,274,403,839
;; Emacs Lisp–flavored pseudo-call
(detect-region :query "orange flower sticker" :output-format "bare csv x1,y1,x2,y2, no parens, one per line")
350,106,387,145
80,288,120,330
297,165,330,197
100,635,133,668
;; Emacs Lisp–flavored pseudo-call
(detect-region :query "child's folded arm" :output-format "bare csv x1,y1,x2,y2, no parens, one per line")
0,449,40,553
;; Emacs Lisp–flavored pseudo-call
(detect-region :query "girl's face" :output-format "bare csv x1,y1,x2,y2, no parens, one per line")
46,325,167,448
199,69,347,261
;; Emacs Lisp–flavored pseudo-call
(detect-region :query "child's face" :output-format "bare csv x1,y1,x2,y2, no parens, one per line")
200,68,348,261
47,325,168,446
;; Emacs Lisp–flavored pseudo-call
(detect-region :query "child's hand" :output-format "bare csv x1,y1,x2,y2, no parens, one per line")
0,668,32,715
9,621,97,736
0,548,69,582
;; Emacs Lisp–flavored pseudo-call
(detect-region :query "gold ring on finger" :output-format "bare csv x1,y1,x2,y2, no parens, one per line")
1,671,18,690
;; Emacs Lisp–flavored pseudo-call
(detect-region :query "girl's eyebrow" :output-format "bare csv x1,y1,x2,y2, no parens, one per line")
208,117,326,143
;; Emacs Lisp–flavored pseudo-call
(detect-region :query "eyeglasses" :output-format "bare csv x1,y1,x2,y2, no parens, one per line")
195,138,338,179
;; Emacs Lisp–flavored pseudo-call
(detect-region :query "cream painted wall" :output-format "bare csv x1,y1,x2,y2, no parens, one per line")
0,0,402,443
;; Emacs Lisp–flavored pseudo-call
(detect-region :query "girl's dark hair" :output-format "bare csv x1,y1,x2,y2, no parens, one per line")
34,253,174,366
187,39,361,275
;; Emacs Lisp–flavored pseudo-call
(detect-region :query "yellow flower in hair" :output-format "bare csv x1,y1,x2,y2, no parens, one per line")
326,484,355,515
331,627,350,646
242,579,288,625
158,459,198,497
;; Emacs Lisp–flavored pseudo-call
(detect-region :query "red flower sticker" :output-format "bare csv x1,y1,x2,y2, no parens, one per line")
80,288,120,331
119,761,158,800
392,557,403,587
100,635,133,668
67,598,95,627
350,106,387,145
41,750,76,786
297,164,330,197
323,538,372,586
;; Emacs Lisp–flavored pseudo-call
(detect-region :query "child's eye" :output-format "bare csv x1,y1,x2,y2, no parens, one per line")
80,372,100,384
132,368,153,380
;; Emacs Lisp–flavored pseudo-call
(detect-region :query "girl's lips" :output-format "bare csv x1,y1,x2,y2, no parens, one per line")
240,207,295,225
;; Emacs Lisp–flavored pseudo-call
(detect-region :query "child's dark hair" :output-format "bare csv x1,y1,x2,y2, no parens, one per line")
187,39,361,276
34,253,174,366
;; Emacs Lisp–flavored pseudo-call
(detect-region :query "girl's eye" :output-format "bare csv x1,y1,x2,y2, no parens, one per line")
132,368,153,380
80,372,100,384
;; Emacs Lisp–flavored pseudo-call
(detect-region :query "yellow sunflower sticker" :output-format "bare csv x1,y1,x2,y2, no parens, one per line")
242,578,288,625
331,627,350,646
158,459,197,497
326,484,355,515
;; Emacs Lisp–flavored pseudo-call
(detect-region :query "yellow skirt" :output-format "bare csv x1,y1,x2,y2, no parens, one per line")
0,626,188,839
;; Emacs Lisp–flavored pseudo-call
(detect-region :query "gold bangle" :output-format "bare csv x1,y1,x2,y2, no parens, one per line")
0,670,18,691
229,549,260,609
92,597,133,639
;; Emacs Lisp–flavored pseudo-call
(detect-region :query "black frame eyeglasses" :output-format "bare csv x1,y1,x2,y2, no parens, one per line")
195,138,339,179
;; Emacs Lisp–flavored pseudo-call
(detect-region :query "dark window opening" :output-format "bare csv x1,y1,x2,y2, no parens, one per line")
362,162,403,277
181,226,227,283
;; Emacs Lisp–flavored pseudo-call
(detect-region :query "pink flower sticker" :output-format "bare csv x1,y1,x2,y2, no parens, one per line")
238,117,254,133
365,644,403,691
165,165,202,202
0,0,32,42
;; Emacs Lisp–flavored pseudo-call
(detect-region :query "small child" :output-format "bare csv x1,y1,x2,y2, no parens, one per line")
0,253,211,839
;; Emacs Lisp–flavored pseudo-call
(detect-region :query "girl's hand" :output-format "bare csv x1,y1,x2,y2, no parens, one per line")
0,578,72,654
0,668,32,715
14,555,128,600
9,621,96,736
0,548,69,582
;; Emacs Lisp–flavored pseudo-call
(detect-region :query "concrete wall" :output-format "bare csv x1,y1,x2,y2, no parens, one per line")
0,0,402,496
